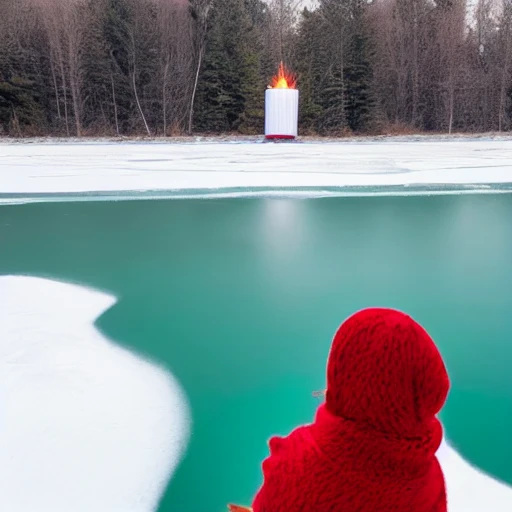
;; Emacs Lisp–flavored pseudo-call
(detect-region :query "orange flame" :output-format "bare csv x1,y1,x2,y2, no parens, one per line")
269,62,296,89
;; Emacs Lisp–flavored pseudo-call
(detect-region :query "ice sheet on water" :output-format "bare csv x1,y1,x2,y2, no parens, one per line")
1,139,512,199
0,275,191,512
2,183,512,206
438,438,512,512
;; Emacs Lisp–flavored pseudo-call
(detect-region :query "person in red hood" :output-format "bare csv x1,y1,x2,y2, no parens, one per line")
229,307,450,512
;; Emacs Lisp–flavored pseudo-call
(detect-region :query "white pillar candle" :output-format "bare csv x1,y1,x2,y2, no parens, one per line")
264,88,299,140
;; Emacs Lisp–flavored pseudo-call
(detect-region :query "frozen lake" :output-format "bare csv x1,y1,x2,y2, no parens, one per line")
1,138,512,512
1,138,512,201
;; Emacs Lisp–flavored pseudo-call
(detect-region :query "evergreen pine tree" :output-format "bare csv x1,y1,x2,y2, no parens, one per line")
103,0,134,133
0,77,44,135
0,3,45,135
345,31,375,132
294,8,325,133
194,12,233,132
237,51,265,134
236,0,267,133
319,68,347,134
195,0,267,133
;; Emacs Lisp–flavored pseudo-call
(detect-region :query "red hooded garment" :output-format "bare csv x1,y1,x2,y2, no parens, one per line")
251,308,450,512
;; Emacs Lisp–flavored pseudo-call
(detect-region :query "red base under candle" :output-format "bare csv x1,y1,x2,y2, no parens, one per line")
265,134,295,140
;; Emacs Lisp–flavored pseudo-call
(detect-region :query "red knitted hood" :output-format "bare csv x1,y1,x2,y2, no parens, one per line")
325,308,449,438
249,308,451,512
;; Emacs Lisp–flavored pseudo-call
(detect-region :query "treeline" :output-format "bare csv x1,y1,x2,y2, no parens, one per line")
1,0,512,137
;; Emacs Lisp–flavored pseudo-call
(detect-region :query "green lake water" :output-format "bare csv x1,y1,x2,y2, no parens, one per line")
1,194,511,512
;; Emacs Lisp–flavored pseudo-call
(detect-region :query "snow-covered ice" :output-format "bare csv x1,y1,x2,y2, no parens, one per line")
0,276,191,512
1,138,512,200
437,439,512,512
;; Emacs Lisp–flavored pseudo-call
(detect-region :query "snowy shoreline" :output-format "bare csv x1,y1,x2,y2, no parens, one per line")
3,132,512,144
1,138,512,201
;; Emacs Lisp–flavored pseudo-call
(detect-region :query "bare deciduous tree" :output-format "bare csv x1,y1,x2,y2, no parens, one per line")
498,0,512,130
154,0,194,135
265,0,302,65
435,0,467,133
33,0,87,136
188,0,213,134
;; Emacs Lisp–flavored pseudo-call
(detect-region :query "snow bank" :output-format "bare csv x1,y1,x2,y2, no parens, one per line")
0,276,191,512
438,439,512,511
1,139,512,200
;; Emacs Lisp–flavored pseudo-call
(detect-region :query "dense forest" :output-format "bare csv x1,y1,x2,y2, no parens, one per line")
1,0,512,137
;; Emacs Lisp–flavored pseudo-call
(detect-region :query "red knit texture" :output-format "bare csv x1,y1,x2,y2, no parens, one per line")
250,308,450,512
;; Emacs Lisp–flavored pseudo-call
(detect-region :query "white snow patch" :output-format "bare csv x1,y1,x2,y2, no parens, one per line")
1,140,512,197
437,438,512,512
0,275,191,512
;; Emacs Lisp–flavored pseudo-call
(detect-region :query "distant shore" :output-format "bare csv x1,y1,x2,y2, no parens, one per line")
2,132,512,145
